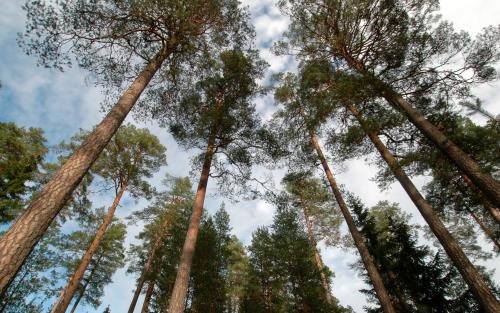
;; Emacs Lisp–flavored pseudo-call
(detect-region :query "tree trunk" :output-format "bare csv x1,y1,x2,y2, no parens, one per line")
69,269,94,313
382,90,500,207
128,215,171,313
0,43,175,294
165,129,217,313
51,180,129,313
345,101,500,313
140,279,156,313
461,173,500,224
304,124,396,313
298,195,332,305
466,208,500,251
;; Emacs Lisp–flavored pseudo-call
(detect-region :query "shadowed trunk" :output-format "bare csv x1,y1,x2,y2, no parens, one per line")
68,262,97,313
461,174,500,224
345,101,500,313
128,215,171,313
51,180,129,313
0,43,175,294
165,128,217,313
140,279,156,313
382,90,500,207
466,208,500,251
298,194,332,304
302,116,396,313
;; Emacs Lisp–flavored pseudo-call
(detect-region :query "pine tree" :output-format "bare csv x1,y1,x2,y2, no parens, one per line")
272,71,396,313
0,0,250,292
164,50,267,313
0,122,47,223
50,124,166,313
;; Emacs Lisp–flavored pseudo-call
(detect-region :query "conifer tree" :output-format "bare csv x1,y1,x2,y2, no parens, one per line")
0,0,250,292
50,124,166,313
162,50,267,313
272,72,396,313
277,0,500,210
127,176,193,313
0,122,47,223
351,199,496,312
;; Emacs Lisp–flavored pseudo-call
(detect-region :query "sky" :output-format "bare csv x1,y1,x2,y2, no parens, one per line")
1,0,499,312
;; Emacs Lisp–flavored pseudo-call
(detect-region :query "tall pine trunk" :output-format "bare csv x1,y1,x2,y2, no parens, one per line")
303,122,396,313
68,265,95,313
382,90,500,207
140,279,156,313
128,215,171,313
51,180,129,313
165,129,217,313
0,44,174,294
298,195,332,305
345,101,500,313
461,173,500,224
466,208,500,251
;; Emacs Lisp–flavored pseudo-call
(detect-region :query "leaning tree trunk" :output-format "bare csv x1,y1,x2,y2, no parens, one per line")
461,173,500,224
128,215,172,313
345,101,500,313
298,194,332,305
165,129,217,313
382,90,500,207
51,180,129,313
0,43,175,294
302,120,396,313
140,279,156,313
466,208,500,251
68,265,96,313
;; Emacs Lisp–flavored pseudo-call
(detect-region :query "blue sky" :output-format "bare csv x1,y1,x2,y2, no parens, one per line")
1,0,499,312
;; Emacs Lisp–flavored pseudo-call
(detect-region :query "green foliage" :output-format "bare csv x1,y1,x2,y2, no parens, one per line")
0,122,47,223
350,198,493,312
240,206,349,313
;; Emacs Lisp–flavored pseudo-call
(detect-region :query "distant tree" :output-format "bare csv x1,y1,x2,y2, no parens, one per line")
282,172,344,304
103,306,111,313
164,50,267,313
0,0,251,292
50,124,166,313
0,122,47,223
272,71,396,313
226,236,250,313
58,214,126,313
351,199,495,313
240,206,349,313
126,176,193,313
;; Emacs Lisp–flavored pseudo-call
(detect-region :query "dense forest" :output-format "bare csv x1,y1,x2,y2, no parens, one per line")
0,0,499,312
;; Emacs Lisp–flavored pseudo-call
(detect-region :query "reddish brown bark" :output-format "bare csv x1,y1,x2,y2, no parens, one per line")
298,194,332,305
305,124,396,313
165,129,217,313
140,279,156,313
128,215,171,313
383,91,500,208
51,181,128,313
0,45,174,295
68,265,96,313
345,101,500,313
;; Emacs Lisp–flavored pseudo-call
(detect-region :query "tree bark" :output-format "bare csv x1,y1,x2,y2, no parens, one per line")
165,129,217,313
345,101,500,313
466,208,500,251
298,194,333,305
69,266,95,313
140,279,156,313
460,173,500,224
304,123,396,313
50,180,129,313
0,44,175,294
128,215,171,313
382,90,500,207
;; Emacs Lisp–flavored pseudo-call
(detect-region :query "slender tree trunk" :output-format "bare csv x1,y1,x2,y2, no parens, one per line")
382,90,500,207
51,180,129,313
165,129,217,313
128,216,171,313
298,195,332,304
140,279,156,313
0,43,175,294
69,274,92,313
345,101,500,313
461,173,500,224
304,124,396,313
466,209,500,251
